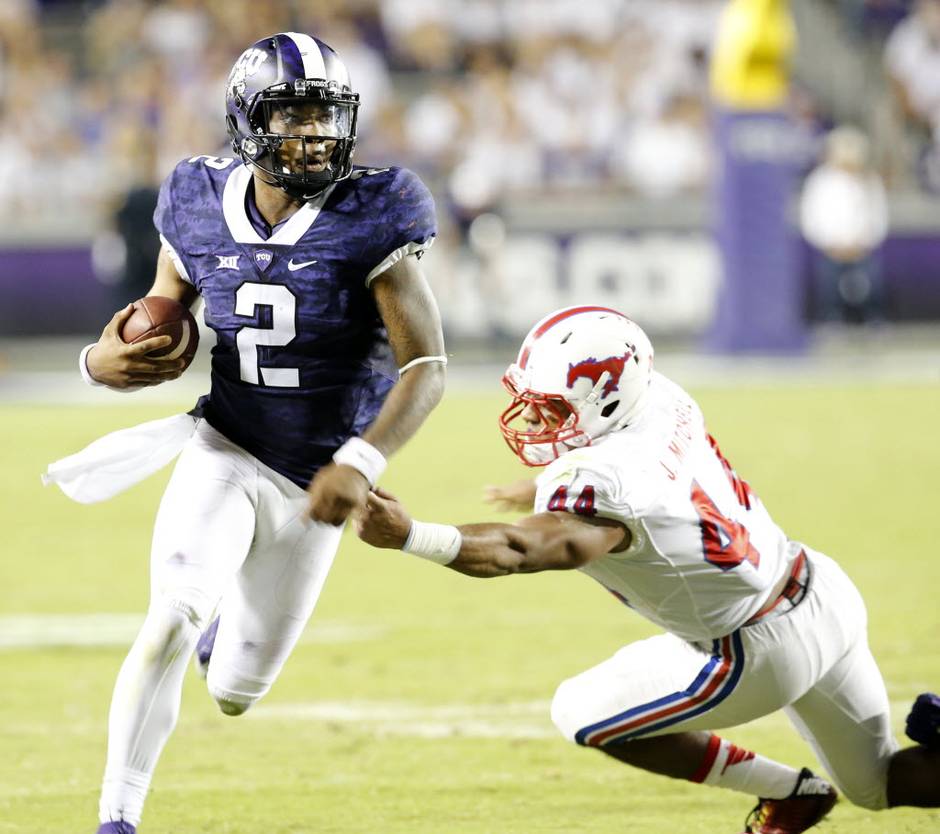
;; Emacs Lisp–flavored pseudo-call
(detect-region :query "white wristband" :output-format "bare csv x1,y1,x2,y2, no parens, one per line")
79,343,104,387
332,437,387,486
402,521,462,565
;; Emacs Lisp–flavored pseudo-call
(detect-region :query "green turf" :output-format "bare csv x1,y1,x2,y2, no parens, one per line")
1,385,939,832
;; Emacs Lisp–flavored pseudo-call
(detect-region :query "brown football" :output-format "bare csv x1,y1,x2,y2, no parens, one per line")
120,296,199,371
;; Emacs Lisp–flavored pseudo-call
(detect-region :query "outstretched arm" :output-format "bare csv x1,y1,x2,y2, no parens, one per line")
307,254,446,524
84,245,199,389
356,487,630,578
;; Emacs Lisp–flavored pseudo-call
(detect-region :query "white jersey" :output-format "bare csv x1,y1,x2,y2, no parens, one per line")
534,372,792,642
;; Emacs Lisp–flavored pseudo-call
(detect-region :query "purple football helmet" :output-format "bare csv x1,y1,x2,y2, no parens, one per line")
225,32,359,198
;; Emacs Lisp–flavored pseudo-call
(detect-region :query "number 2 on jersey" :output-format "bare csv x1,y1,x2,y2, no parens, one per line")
235,282,300,387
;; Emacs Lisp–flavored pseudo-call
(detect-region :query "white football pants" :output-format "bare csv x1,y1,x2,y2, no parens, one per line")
550,548,898,811
100,420,342,825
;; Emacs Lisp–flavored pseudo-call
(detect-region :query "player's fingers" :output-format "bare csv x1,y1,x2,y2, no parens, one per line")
483,488,513,511
125,363,185,380
131,358,186,374
371,486,399,502
126,376,173,387
128,334,175,355
103,304,135,337
125,365,183,381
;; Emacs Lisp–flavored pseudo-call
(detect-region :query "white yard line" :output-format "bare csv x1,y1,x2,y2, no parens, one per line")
248,695,924,740
0,614,385,649
248,699,558,739
0,611,928,743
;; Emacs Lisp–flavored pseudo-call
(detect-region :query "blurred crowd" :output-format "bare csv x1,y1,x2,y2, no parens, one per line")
0,0,720,229
0,0,937,234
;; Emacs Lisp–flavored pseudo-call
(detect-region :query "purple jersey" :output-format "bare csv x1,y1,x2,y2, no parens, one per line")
154,155,436,487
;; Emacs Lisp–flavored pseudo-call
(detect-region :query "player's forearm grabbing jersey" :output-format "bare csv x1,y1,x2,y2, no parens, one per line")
534,373,792,642
154,156,436,487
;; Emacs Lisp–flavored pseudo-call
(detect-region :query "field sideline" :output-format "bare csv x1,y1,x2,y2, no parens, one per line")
1,383,938,833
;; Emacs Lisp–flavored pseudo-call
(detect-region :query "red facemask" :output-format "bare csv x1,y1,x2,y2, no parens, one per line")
497,373,587,466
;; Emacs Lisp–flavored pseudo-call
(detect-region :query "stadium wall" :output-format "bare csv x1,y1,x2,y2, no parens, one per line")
1,197,938,338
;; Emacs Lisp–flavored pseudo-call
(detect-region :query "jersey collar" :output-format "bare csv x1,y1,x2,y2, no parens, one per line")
222,164,334,246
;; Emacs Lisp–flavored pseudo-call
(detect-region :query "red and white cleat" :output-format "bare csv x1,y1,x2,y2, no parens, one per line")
742,768,838,834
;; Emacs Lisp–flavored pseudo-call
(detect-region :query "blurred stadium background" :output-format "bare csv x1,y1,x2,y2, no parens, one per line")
1,0,940,355
2,1,940,832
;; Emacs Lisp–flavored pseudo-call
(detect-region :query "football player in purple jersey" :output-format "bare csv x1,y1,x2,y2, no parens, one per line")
80,33,446,833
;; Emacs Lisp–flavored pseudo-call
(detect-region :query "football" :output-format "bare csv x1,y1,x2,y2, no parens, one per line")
121,296,199,371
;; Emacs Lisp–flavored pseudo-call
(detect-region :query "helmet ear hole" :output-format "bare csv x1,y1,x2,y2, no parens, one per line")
601,400,620,419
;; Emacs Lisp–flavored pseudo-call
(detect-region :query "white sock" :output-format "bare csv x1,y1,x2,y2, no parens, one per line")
98,604,200,825
691,734,800,799
99,766,150,827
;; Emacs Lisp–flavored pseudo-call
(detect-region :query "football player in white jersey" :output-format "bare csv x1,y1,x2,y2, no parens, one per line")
356,306,940,833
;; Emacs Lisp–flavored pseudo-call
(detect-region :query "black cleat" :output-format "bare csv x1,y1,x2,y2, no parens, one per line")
905,692,940,749
742,768,838,834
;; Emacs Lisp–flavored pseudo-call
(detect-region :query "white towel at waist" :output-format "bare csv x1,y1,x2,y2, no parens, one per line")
42,413,198,504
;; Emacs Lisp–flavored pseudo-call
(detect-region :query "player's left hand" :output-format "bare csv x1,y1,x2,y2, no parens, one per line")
484,478,538,512
355,487,412,549
306,463,370,525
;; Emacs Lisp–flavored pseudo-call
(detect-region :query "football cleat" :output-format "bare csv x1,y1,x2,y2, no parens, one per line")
193,615,220,679
905,692,940,749
96,822,136,834
742,767,837,834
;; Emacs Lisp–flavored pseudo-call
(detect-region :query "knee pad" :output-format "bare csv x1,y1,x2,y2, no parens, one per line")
206,682,254,717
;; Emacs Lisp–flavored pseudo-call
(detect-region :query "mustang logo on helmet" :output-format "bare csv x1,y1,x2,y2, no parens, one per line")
566,347,636,398
499,307,653,467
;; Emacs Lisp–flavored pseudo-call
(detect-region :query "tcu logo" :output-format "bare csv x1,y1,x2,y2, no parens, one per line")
229,47,267,97
254,250,273,271
566,347,635,398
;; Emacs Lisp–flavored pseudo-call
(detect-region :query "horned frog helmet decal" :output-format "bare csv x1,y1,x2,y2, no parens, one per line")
499,306,654,466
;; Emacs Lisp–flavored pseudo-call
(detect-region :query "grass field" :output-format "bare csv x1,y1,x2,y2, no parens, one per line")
1,383,939,833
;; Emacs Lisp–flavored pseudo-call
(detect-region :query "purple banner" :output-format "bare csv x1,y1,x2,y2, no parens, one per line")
0,235,937,337
0,247,111,336
707,109,807,353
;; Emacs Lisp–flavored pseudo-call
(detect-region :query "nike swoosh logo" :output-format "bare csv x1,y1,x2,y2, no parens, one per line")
287,258,318,271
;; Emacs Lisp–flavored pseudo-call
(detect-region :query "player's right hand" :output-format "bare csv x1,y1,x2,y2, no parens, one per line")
483,478,538,512
85,305,187,388
355,487,413,550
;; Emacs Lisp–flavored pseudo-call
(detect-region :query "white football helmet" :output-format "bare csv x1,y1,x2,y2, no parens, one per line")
499,306,654,466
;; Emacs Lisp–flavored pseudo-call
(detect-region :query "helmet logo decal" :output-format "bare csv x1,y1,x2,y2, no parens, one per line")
566,347,635,398
229,48,268,98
